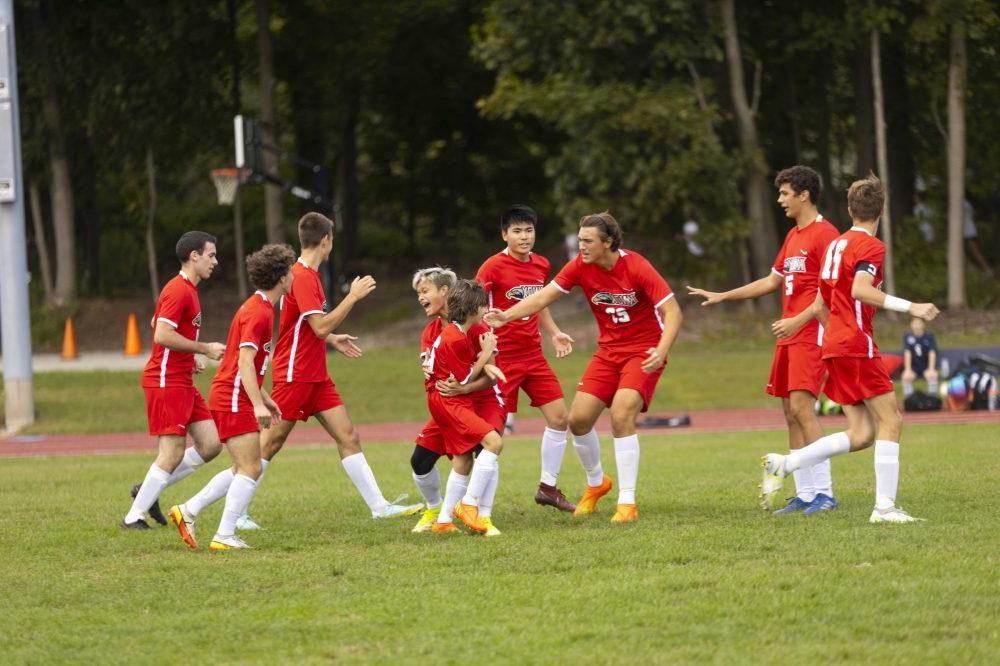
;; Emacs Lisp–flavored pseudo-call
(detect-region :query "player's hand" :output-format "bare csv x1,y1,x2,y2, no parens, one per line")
641,347,666,373
253,403,273,429
193,356,207,374
479,330,498,355
910,302,940,321
551,331,574,358
770,317,802,339
348,276,376,301
203,342,225,361
484,364,507,384
329,333,362,358
263,394,282,425
483,308,508,328
685,285,726,306
435,374,467,397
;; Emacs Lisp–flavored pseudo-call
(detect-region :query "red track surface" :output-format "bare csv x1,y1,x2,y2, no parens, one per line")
1,408,996,458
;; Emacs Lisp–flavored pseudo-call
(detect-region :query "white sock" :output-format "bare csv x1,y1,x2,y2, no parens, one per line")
184,468,234,517
613,435,639,504
462,450,499,506
124,464,172,523
874,440,900,509
927,377,939,394
902,379,914,397
811,459,833,497
166,448,206,487
792,465,816,502
785,432,850,473
259,458,270,480
479,466,499,518
437,471,469,523
412,468,442,510
572,429,604,486
217,474,258,538
540,427,568,486
341,452,388,514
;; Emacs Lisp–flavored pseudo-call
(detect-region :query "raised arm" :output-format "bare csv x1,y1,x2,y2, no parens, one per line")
851,273,939,321
486,282,564,328
307,276,376,339
686,272,782,306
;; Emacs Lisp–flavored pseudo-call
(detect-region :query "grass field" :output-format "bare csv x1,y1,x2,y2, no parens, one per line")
2,423,998,663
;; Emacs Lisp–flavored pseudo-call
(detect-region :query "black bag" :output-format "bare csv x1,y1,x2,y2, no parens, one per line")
904,391,942,412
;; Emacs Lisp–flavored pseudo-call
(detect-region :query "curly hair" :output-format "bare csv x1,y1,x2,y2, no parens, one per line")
246,244,296,291
774,165,822,204
447,279,488,324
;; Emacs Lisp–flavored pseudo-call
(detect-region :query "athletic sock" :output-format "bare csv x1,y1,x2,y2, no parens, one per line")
412,468,442,510
462,450,499,506
259,457,270,479
572,429,604,487
478,466,499,518
124,464,172,523
437,471,469,523
613,435,639,504
184,468,235,517
873,440,900,509
165,448,206,487
341,452,388,514
927,377,939,395
785,431,850,473
902,379,914,397
791,465,816,503
540,427,568,486
811,459,833,497
216,474,258,538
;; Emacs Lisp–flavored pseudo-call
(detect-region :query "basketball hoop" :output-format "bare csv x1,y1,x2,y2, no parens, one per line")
209,167,247,206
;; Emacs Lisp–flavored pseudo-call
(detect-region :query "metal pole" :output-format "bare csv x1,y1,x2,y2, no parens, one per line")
0,0,34,432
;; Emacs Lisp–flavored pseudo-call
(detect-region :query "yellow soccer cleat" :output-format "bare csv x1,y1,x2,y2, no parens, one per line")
411,507,442,533
168,505,197,550
610,503,638,523
453,502,488,534
209,534,251,551
431,521,459,534
573,475,614,516
481,516,502,537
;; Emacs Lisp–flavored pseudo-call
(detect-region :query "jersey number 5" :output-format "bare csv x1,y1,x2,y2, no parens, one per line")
784,274,794,296
605,307,630,324
821,239,848,280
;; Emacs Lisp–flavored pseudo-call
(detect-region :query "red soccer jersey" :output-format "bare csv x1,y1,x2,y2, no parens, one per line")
420,318,500,403
819,227,884,359
272,259,328,383
552,249,673,352
425,322,479,406
209,291,275,413
476,249,549,359
771,215,840,346
141,272,202,389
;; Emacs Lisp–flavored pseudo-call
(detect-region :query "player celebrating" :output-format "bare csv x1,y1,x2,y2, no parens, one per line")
256,213,420,520
486,212,682,523
759,174,939,523
121,231,226,529
167,244,293,550
476,205,580,512
687,166,841,514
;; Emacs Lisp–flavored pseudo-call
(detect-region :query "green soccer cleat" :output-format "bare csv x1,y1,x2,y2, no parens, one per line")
758,454,787,510
411,507,442,533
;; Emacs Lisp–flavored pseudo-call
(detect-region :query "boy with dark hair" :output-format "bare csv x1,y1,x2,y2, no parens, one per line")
902,317,939,397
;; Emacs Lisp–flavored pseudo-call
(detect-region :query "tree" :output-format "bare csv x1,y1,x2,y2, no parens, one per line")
255,0,284,243
946,18,966,308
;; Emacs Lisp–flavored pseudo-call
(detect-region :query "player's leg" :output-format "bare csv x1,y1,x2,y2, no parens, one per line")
787,389,837,513
410,442,444,532
210,432,263,550
455,430,502,533
123,434,187,528
533,398,576,512
433,453,473,533
569,391,614,515
260,418,296,461
863,392,920,522
923,368,939,396
477,460,501,536
608,387,645,523
776,395,815,513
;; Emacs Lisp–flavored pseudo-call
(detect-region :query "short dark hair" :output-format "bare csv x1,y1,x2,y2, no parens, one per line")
579,211,623,251
447,279,488,324
500,204,537,232
774,166,822,204
298,212,334,249
847,173,884,223
175,231,217,264
246,244,296,291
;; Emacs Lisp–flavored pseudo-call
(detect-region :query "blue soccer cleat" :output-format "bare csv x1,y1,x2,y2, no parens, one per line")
803,493,839,514
773,496,811,515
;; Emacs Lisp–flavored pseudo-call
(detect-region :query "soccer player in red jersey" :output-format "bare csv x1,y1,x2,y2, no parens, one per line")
167,244,294,550
257,213,421,520
476,205,580,512
487,212,683,523
760,174,939,523
687,166,842,514
121,231,227,529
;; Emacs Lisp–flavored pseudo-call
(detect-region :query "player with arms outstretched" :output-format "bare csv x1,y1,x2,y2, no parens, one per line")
759,174,939,523
487,212,683,523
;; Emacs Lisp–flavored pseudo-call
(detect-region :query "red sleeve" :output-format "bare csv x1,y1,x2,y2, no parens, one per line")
854,237,885,271
553,257,581,293
538,254,551,279
633,255,673,306
292,272,325,316
240,307,271,350
155,282,188,329
475,258,493,286
440,335,476,384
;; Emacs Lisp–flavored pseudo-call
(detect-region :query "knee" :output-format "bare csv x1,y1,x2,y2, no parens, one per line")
609,407,635,436
780,402,797,427
547,412,569,432
902,370,916,382
240,459,263,480
337,430,362,455
568,413,591,437
924,368,938,379
482,432,503,455
410,446,439,476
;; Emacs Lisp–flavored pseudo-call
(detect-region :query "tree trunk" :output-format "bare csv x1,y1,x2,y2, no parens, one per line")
256,0,284,243
42,84,76,306
853,39,875,177
336,96,360,280
816,52,839,227
946,21,966,309
871,28,896,298
28,181,55,305
145,148,160,305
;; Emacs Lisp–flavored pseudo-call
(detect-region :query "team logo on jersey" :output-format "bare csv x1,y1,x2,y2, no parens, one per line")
505,284,543,301
783,256,807,273
591,291,638,308
192,313,202,327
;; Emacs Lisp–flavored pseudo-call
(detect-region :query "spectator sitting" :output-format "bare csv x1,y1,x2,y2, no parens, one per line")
902,316,939,397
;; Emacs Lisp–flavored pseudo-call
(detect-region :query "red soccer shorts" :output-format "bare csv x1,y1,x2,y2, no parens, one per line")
577,347,665,412
427,393,496,457
497,353,564,413
822,356,895,406
211,409,259,443
270,378,343,422
766,342,824,398
416,391,505,457
143,386,212,437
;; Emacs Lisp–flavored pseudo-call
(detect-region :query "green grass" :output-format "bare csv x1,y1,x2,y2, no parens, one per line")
0,423,997,663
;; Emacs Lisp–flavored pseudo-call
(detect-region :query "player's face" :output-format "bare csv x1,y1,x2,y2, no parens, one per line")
279,267,294,295
415,279,448,318
468,305,486,325
577,227,610,264
190,242,218,280
776,183,808,220
502,222,536,257
910,317,925,335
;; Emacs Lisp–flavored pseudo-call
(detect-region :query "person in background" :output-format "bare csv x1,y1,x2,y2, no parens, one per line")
902,316,939,398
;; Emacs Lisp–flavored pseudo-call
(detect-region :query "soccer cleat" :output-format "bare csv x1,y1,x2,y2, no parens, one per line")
610,504,638,523
573,475,613,516
453,502,488,533
373,501,424,519
869,505,924,524
168,505,197,549
119,518,151,530
481,516,501,537
773,496,811,515
803,493,839,515
758,454,787,510
411,507,442,533
209,534,251,551
235,513,262,531
131,482,167,526
534,483,577,512
431,521,459,534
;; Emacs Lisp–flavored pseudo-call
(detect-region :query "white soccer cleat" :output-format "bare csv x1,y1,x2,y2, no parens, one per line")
758,453,787,510
210,534,251,551
235,513,262,531
869,505,924,524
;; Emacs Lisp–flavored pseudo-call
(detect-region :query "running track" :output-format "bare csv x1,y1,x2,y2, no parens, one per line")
1,408,996,459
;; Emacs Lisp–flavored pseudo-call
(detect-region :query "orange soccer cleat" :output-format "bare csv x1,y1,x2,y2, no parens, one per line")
431,521,459,534
573,475,614,516
168,505,197,549
610,503,638,523
452,502,488,534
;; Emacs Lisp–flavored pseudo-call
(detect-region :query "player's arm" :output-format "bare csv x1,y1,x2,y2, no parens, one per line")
771,298,818,339
153,321,225,360
809,290,829,325
685,272,782,306
487,283,563,328
306,276,376,339
851,270,940,321
537,307,574,357
642,296,683,373
237,346,273,428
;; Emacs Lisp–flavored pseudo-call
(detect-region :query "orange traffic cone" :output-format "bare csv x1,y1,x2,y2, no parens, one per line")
124,313,142,356
61,318,78,360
